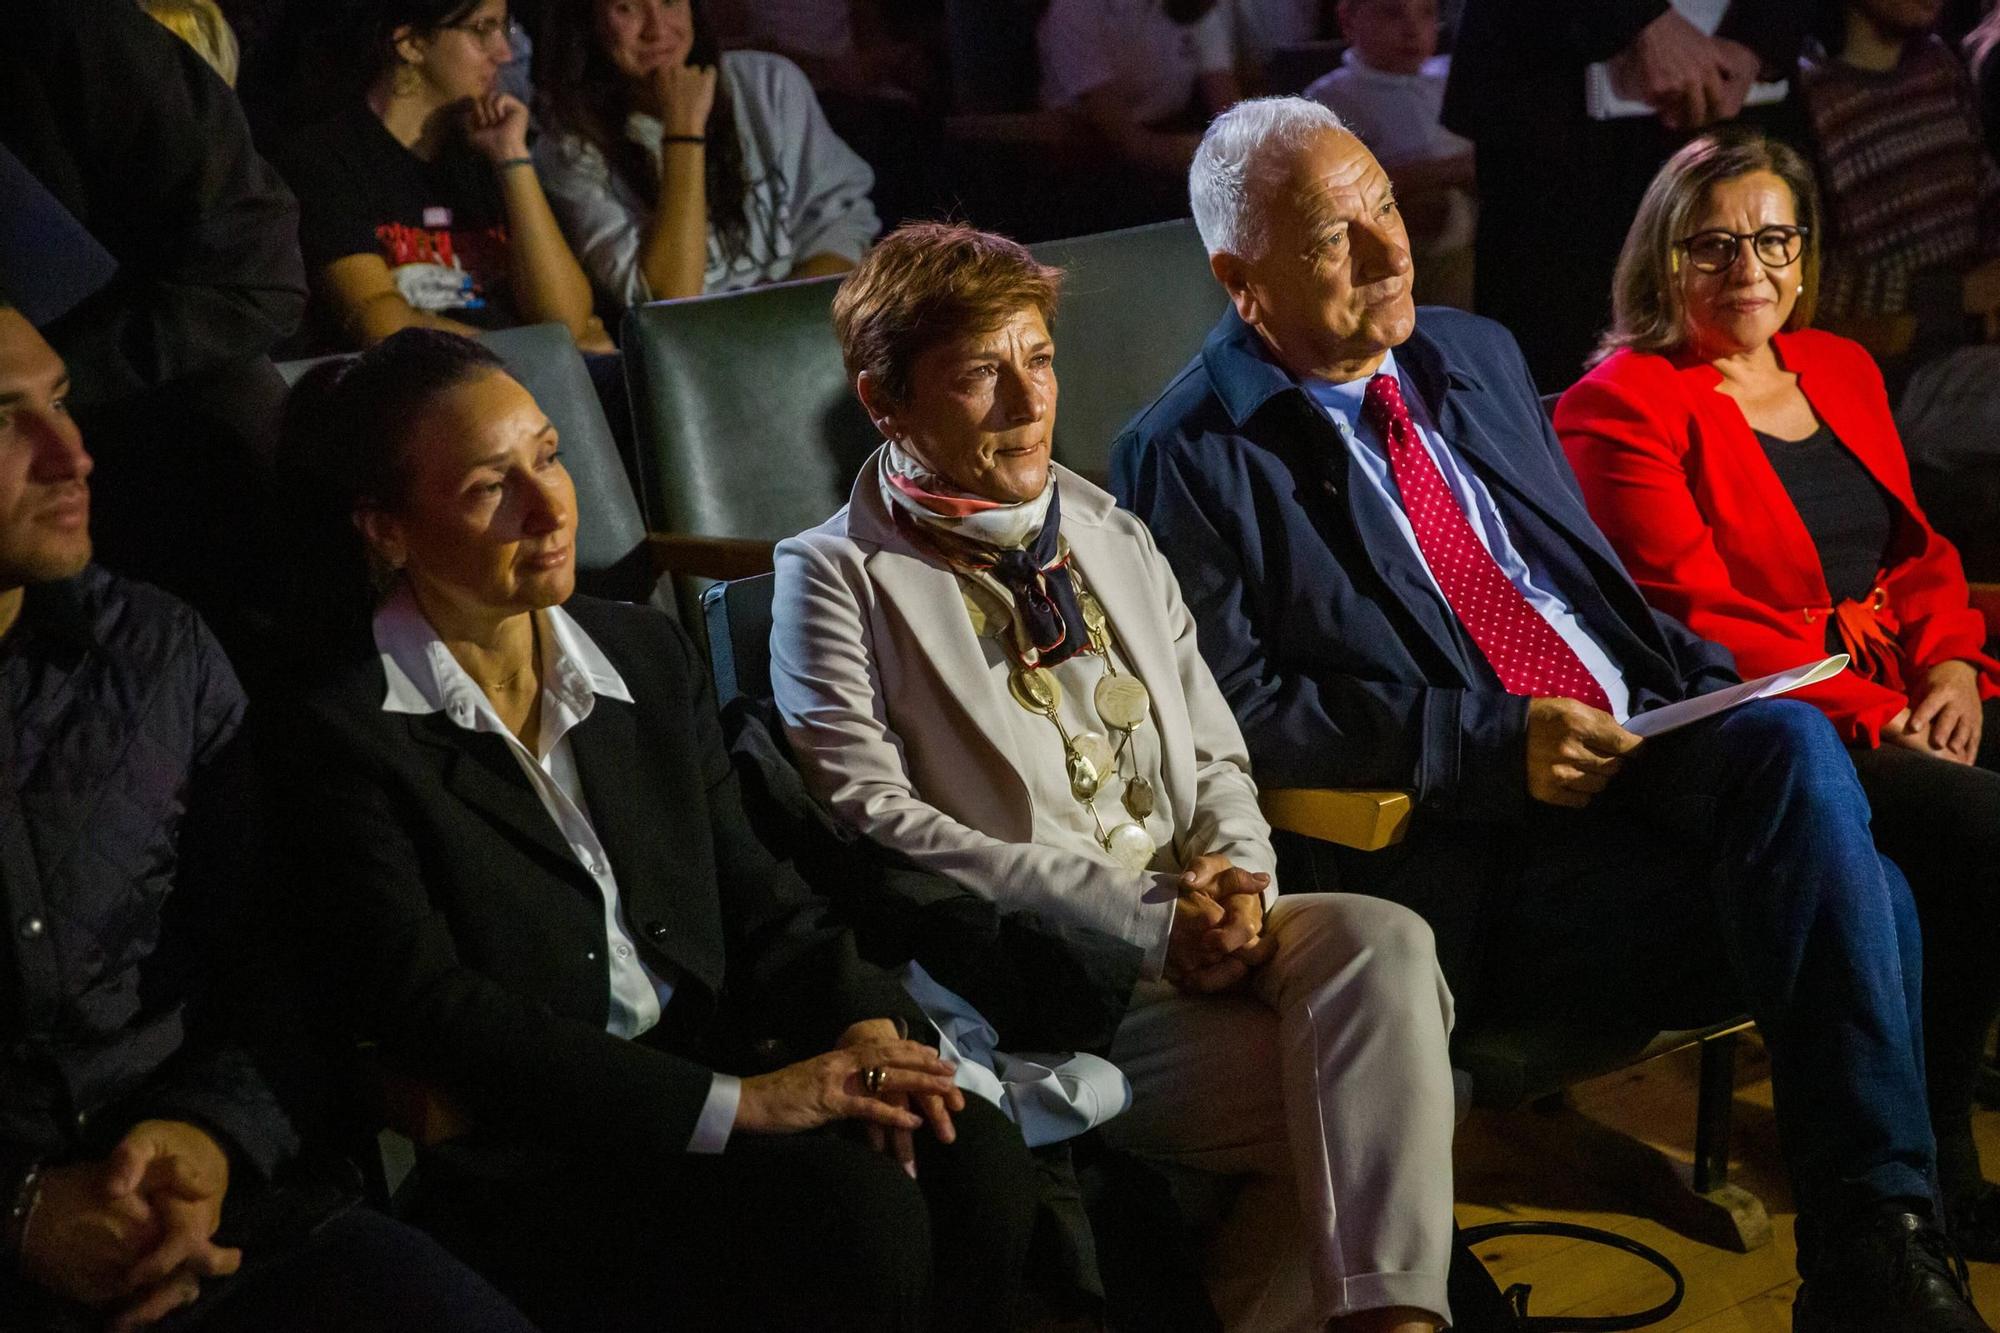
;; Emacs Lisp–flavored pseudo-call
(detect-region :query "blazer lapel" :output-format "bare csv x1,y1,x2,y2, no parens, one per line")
568,694,724,991
845,461,1035,829
406,713,578,873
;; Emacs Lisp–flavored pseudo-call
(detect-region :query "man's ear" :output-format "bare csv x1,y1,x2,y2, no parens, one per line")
1211,251,1262,328
854,370,901,442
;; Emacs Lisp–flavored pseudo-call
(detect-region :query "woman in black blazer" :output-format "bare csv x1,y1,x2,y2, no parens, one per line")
270,329,1037,1333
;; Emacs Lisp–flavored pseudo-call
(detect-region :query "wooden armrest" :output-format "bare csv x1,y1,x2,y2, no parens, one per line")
647,532,777,582
380,1070,472,1148
355,1047,473,1148
1969,581,2000,640
1259,787,1414,852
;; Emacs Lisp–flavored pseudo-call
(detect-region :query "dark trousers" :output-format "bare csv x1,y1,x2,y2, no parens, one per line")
1480,699,1934,1226
1849,695,2000,1205
9,1203,536,1333
410,1094,1040,1333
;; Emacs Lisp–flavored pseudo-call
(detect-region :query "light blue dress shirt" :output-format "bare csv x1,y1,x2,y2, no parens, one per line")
1302,349,1632,720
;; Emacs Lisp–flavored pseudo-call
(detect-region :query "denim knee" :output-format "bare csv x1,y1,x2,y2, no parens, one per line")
1723,699,1862,795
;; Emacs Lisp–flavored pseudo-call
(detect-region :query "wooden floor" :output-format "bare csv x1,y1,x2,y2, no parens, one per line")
1454,1035,2000,1329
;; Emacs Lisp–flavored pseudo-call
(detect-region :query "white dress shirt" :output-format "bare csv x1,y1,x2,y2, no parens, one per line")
373,586,739,1151
1304,349,1632,719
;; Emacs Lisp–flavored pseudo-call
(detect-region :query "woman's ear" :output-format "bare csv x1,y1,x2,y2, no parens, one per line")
354,507,407,574
390,24,427,69
854,370,901,443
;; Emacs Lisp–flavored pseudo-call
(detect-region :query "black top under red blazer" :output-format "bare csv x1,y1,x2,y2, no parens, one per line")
277,596,923,1163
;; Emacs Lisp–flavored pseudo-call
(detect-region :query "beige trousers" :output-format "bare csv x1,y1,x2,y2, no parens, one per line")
1102,893,1457,1330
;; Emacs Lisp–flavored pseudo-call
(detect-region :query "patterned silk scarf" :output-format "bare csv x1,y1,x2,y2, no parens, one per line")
879,443,1090,667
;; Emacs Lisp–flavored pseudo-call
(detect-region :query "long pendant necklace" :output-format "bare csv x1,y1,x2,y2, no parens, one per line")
1004,569,1158,872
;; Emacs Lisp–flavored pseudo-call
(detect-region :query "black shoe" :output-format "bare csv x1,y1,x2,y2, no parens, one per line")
1949,1184,2000,1264
1794,1208,1992,1332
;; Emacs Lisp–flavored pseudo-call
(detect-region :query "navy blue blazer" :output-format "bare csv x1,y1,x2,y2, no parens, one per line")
1111,306,1738,828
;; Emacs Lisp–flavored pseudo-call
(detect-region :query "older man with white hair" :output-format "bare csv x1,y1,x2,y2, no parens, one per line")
1113,97,1989,1333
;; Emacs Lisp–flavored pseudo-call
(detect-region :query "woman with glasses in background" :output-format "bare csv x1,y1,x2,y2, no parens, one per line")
270,0,612,351
1556,128,2000,1257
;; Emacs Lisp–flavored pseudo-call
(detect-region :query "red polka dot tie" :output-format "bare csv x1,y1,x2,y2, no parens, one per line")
1362,373,1613,712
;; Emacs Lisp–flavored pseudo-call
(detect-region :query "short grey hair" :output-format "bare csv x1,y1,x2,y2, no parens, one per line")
1189,97,1351,260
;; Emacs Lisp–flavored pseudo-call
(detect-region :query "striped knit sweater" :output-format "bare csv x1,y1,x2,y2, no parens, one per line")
1798,35,2000,320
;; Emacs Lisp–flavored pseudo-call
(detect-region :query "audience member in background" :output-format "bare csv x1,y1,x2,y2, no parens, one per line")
1797,0,2000,369
1969,5,2000,150
271,329,1035,1333
1232,0,1324,70
0,299,540,1333
1113,98,1987,1333
1306,0,1474,308
704,0,949,228
1559,129,2000,1261
1444,0,1808,390
1037,0,1244,176
772,222,1459,1333
269,0,612,352
534,0,880,306
0,0,303,685
139,0,243,84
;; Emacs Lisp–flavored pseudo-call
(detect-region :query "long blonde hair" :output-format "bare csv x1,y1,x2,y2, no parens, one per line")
137,0,241,86
1594,128,1821,365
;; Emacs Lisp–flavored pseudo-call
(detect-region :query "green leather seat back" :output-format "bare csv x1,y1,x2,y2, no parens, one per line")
1035,219,1227,483
276,324,654,602
622,277,875,542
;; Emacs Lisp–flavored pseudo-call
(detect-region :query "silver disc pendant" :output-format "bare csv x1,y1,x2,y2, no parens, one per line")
1093,673,1151,731
1009,665,1062,715
1103,821,1156,872
1066,748,1101,802
1122,776,1157,821
1072,731,1117,782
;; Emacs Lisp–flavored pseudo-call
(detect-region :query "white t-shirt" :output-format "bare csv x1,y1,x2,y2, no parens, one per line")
1038,0,1235,126
1304,49,1469,168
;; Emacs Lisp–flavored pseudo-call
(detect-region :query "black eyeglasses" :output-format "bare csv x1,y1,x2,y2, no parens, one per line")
1675,225,1809,274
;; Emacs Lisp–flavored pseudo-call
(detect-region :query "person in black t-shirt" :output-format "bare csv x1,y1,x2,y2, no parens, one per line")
272,0,611,352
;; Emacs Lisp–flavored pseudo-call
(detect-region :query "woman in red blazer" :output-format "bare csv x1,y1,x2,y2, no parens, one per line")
1558,129,2000,1256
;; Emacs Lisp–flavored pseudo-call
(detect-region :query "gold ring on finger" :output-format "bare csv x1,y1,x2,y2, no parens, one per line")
863,1065,886,1096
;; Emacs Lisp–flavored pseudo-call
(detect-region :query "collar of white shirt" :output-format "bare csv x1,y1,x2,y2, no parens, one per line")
1303,345,1402,440
373,584,635,726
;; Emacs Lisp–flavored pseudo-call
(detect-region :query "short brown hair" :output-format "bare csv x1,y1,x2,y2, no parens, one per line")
1596,128,1821,365
832,222,1063,404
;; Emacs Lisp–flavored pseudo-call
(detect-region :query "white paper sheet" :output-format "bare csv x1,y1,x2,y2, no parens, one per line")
1623,655,1850,738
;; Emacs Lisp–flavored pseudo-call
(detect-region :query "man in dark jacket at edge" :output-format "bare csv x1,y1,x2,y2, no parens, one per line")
0,0,308,683
0,298,537,1330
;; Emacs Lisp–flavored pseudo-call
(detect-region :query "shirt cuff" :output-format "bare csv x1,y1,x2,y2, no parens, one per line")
687,1074,741,1154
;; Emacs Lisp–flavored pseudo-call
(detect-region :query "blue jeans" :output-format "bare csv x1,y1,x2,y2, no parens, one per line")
1484,698,1934,1223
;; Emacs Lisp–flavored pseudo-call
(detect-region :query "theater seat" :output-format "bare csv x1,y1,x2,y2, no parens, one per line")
276,323,657,604
622,276,870,543
1036,219,1228,483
